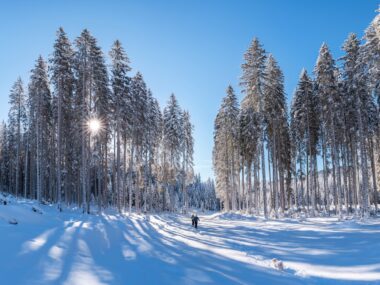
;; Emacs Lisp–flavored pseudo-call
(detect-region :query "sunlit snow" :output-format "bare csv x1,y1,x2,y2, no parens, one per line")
1,197,380,285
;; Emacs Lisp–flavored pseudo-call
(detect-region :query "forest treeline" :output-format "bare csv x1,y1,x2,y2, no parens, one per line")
213,9,380,218
0,28,218,213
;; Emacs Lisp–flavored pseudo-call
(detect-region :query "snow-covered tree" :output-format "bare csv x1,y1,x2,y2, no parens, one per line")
28,56,53,203
74,29,110,213
342,33,377,216
129,72,149,212
181,110,194,211
239,106,260,213
50,27,75,210
213,86,240,211
240,38,268,217
290,69,319,215
109,39,131,212
263,54,289,217
162,94,183,210
314,43,344,217
8,78,27,197
0,123,10,192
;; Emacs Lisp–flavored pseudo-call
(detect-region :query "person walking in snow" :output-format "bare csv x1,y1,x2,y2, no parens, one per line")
191,214,195,227
193,214,200,229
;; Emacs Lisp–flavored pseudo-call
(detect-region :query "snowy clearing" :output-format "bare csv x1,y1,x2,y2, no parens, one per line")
1,199,380,285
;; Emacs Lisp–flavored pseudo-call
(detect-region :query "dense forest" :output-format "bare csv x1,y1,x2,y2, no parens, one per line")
213,9,380,218
0,28,217,213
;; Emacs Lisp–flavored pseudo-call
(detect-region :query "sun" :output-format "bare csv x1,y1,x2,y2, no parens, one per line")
87,118,102,135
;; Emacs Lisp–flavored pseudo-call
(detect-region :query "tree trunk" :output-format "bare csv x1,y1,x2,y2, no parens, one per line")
321,130,329,211
57,79,62,211
369,138,378,211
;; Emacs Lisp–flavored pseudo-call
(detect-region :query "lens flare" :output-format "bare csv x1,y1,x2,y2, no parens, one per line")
87,118,101,135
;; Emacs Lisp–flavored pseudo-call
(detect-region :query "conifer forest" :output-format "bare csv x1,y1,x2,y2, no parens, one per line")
213,10,380,219
1,2,380,284
0,28,219,214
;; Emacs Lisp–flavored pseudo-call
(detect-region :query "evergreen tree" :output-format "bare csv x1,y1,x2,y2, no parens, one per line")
342,33,377,216
363,8,380,102
239,106,260,212
74,29,110,213
130,72,148,212
8,78,27,197
263,54,289,216
314,43,343,217
50,27,75,210
181,110,194,211
109,39,131,212
0,123,9,192
213,86,239,211
163,94,183,210
240,38,268,217
28,56,53,202
291,69,319,215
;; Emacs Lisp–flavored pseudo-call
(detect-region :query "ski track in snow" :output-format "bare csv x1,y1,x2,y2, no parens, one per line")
1,200,380,285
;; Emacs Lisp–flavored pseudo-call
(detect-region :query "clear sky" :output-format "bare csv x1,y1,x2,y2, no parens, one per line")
0,0,378,180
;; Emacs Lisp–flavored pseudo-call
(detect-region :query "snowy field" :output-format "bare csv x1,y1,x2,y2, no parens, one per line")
1,198,380,285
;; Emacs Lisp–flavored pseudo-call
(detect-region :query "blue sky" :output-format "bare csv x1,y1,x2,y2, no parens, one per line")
0,0,378,179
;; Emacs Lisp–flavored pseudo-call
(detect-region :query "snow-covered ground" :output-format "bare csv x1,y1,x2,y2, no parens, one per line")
1,197,380,285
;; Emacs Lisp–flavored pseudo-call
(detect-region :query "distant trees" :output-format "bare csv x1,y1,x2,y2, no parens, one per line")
187,174,218,211
0,27,210,213
213,9,380,218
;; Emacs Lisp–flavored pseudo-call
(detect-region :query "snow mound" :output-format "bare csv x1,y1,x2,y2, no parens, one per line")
8,218,18,225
